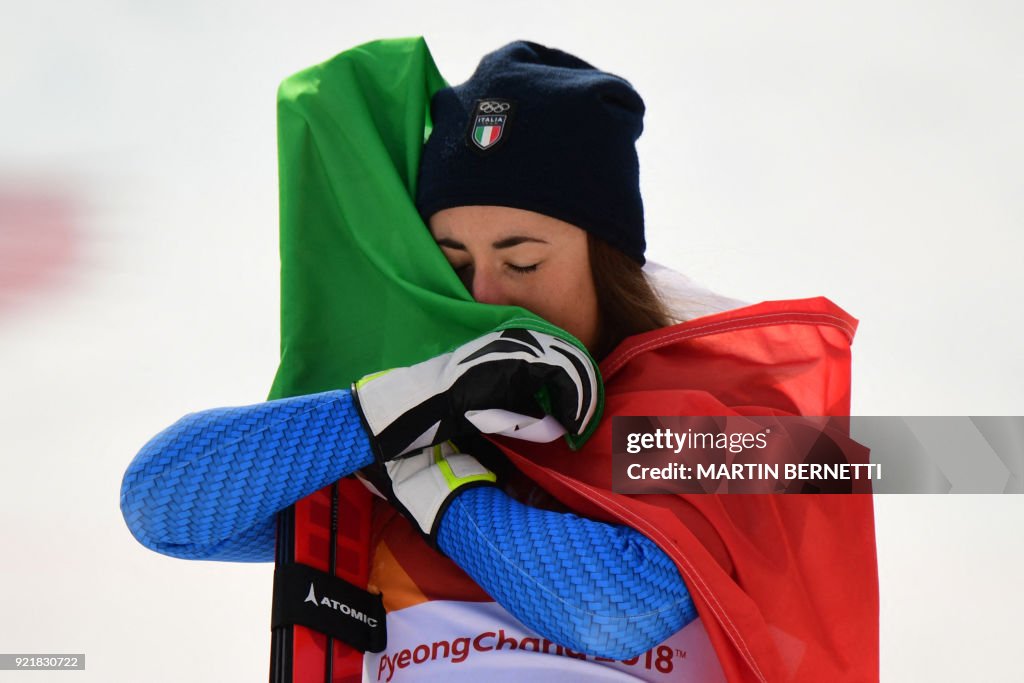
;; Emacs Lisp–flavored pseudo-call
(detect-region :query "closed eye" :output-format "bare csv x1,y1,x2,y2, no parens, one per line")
507,263,539,274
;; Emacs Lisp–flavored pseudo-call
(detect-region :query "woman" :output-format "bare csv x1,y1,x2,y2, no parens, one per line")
121,41,878,682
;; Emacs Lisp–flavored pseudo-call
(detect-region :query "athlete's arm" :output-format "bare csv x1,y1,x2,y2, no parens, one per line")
437,486,698,660
120,326,598,561
119,390,374,561
121,388,695,658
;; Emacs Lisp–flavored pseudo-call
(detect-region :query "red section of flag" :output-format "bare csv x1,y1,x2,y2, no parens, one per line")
495,298,878,683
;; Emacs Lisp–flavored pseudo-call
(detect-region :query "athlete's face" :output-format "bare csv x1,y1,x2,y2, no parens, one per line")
429,205,600,351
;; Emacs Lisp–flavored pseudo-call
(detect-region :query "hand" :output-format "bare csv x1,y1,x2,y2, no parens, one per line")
353,328,599,461
357,442,496,546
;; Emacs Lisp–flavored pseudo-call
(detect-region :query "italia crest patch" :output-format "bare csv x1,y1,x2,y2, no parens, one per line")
469,99,513,151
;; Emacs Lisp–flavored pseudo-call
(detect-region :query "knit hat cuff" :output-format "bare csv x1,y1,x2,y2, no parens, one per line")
417,190,645,265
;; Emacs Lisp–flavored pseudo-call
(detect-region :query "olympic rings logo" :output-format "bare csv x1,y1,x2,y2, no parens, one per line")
478,101,511,113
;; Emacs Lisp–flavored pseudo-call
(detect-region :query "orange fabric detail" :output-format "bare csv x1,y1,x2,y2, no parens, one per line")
367,538,428,613
369,499,490,608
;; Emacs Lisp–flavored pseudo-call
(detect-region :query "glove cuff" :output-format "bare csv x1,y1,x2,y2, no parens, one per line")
410,446,497,539
359,443,498,550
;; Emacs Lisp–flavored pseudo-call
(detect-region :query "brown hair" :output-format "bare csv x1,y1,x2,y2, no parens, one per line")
588,235,674,359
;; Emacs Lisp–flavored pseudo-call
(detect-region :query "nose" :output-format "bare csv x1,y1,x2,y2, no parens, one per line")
470,266,511,306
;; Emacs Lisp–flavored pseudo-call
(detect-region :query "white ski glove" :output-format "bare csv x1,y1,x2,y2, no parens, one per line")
358,441,496,546
352,327,600,461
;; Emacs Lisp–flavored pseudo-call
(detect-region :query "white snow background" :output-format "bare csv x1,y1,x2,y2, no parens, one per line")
1,1,1021,681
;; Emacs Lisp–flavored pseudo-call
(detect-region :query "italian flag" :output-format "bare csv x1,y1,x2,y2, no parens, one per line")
474,123,500,147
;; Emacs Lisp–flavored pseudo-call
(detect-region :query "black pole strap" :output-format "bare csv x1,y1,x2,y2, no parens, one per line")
271,562,387,654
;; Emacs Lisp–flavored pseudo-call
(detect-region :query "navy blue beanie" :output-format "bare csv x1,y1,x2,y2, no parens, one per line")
416,41,647,264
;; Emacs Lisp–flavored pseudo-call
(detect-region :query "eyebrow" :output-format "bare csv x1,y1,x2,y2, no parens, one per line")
435,236,549,251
